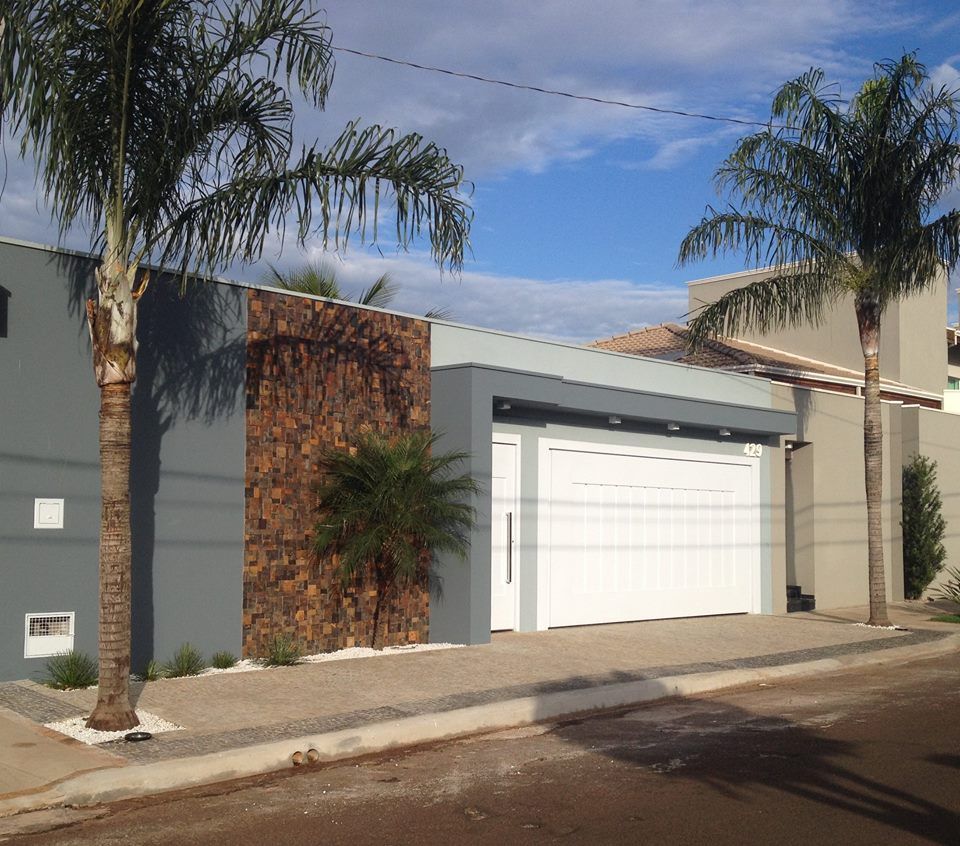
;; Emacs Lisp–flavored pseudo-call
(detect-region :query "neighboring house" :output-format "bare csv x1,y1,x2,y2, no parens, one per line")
594,264,960,610
945,325,960,413
594,323,943,409
2,236,799,681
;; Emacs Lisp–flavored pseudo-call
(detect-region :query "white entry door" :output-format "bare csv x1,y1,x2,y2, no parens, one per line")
491,439,519,630
545,443,757,628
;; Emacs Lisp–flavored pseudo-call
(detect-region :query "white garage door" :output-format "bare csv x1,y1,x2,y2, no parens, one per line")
545,442,758,627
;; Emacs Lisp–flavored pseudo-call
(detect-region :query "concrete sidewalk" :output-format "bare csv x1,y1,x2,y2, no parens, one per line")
1,601,958,817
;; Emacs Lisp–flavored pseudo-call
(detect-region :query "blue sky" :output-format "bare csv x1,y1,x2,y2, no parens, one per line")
2,0,959,342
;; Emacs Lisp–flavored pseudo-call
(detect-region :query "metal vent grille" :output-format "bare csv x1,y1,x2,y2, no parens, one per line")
24,612,75,658
28,615,72,638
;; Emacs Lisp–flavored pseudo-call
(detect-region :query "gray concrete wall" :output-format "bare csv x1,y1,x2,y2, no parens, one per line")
768,440,788,615
783,441,816,596
901,405,960,596
771,384,903,610
1,244,101,682
430,332,795,643
886,403,905,602
891,268,949,395
431,322,775,410
0,239,246,681
687,266,948,395
430,366,493,646
689,267,866,373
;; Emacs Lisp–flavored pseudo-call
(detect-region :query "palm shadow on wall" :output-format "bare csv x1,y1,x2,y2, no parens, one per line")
244,319,431,652
62,254,245,669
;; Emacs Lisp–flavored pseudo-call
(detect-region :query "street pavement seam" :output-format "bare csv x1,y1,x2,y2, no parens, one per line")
61,628,951,764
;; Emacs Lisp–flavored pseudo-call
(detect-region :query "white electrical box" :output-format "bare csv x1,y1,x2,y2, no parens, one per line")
34,498,64,529
24,612,75,658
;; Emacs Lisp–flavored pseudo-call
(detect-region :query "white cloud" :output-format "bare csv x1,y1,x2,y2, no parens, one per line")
312,0,908,178
930,61,960,91
258,247,688,344
1,0,949,301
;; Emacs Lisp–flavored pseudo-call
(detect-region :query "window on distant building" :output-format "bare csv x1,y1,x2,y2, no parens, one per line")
948,376,960,390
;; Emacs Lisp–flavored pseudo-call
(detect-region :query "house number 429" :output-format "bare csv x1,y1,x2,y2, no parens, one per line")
743,443,763,457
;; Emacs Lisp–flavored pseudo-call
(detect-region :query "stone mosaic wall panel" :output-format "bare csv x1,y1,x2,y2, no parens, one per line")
244,290,431,657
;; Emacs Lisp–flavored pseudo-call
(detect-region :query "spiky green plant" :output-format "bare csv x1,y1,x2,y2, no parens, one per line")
262,635,301,667
679,55,960,627
137,659,163,682
162,643,205,678
211,651,238,670
0,0,470,731
42,651,99,690
934,567,960,605
314,430,479,647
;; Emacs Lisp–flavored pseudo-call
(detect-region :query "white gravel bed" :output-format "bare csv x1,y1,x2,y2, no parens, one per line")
852,622,909,631
46,711,183,746
198,641,463,676
300,642,463,663
199,658,262,676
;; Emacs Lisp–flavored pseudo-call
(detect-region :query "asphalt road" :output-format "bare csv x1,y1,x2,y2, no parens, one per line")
6,651,960,845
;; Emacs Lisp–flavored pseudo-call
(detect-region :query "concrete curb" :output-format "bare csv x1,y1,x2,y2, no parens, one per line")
4,631,959,816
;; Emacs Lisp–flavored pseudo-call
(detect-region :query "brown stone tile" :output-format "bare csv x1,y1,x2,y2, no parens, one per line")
243,291,431,657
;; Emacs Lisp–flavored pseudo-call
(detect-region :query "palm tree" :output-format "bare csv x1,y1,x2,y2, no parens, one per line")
1,1,470,730
264,261,398,307
679,55,960,627
313,430,478,648
266,260,454,318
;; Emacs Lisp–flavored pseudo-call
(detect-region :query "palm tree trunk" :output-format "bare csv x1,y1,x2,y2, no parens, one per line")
857,300,891,627
370,588,381,649
86,382,139,730
370,569,396,649
370,575,385,649
86,262,140,731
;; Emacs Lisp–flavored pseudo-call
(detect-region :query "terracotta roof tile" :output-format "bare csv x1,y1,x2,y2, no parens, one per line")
591,323,923,392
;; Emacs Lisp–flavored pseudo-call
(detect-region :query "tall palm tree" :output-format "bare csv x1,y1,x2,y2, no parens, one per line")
0,1,470,730
313,430,478,648
679,55,960,627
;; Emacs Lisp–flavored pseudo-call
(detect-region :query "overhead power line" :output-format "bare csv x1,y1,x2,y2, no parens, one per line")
333,45,779,129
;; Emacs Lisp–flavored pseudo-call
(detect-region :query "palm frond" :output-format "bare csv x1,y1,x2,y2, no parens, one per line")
680,53,960,313
678,208,838,269
159,121,471,276
1,1,470,279
266,261,343,298
423,306,455,320
356,274,397,308
314,430,479,588
880,210,960,300
685,267,844,350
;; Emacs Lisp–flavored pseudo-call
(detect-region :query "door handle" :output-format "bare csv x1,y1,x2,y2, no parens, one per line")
506,511,513,584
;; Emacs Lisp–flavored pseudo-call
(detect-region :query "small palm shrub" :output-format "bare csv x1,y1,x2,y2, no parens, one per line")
42,650,98,690
162,643,205,678
262,634,300,666
211,651,238,669
314,430,478,647
902,454,947,598
934,566,960,605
